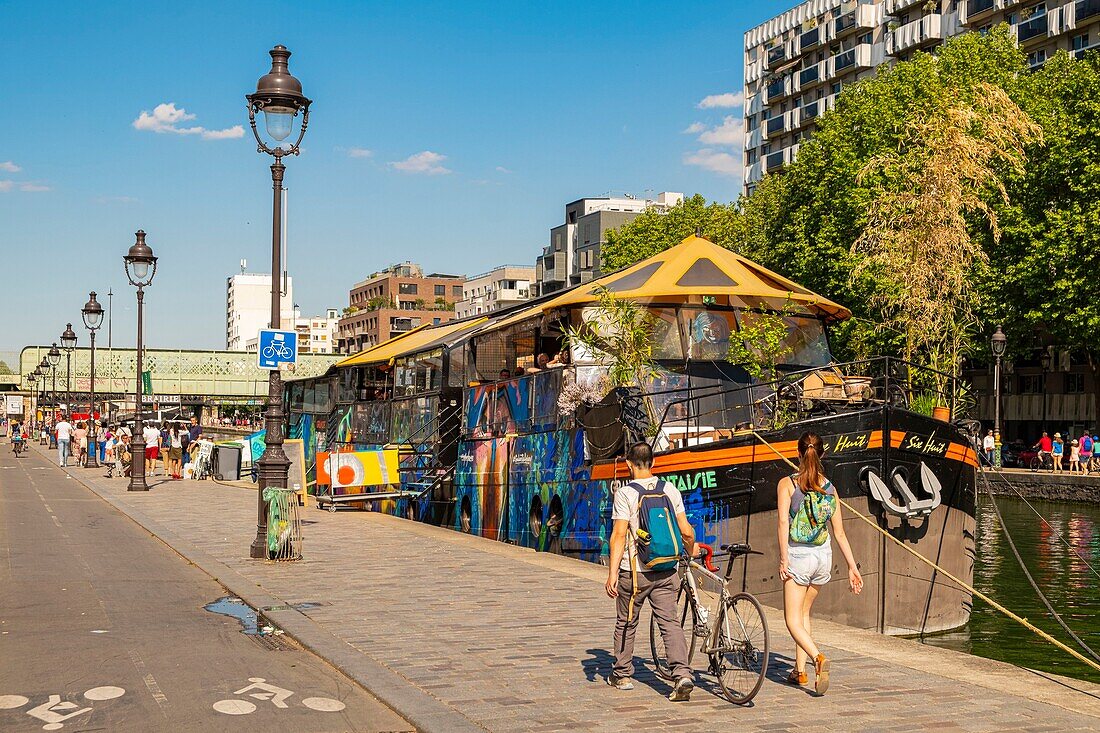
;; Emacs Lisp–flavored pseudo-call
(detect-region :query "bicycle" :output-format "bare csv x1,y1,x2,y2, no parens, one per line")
650,542,770,704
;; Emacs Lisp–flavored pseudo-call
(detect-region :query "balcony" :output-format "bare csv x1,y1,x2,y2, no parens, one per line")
800,63,821,88
886,14,944,56
885,0,925,16
801,99,822,123
1016,13,1048,43
800,26,821,50
1077,0,1100,22
744,160,764,184
968,0,997,18
830,43,872,74
1075,42,1100,59
766,114,785,137
766,45,787,69
766,150,786,172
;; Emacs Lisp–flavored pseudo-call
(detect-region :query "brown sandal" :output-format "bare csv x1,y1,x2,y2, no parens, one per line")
814,653,831,694
785,669,808,686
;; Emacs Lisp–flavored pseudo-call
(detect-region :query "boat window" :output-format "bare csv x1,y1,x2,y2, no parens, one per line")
447,344,467,388
287,383,304,412
352,401,391,444
650,308,683,360
390,396,437,444
303,378,336,414
394,349,443,396
681,308,737,361
779,316,832,367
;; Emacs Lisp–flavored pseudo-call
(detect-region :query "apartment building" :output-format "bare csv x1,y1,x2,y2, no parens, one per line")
243,308,340,354
337,262,464,354
743,0,1100,193
534,192,684,296
226,272,295,351
455,265,536,319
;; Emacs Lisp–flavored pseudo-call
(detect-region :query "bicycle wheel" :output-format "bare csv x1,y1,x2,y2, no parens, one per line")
651,580,696,681
711,592,769,705
1029,457,1040,472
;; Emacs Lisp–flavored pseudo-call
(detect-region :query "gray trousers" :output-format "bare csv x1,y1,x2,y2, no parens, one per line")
613,568,692,679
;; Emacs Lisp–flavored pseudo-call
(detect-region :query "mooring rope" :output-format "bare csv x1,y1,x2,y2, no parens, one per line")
977,470,1100,664
749,430,1100,675
979,465,1100,581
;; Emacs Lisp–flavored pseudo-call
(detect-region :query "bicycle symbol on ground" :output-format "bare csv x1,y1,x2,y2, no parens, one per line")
0,686,126,730
212,677,346,715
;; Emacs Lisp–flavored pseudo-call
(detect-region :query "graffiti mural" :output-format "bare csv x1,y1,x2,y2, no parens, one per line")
507,431,571,550
454,437,511,539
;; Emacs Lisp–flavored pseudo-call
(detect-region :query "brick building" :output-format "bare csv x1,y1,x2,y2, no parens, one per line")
337,262,464,354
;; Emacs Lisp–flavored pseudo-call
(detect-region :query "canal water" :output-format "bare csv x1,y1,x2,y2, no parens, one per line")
920,494,1100,683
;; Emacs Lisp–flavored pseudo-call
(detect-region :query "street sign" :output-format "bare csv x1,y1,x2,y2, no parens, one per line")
257,329,298,370
141,370,153,395
141,395,181,405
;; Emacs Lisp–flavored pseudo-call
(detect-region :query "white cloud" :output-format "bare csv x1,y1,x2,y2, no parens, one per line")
389,151,451,175
682,122,706,134
697,116,745,147
0,181,13,192
20,183,50,192
697,91,745,109
132,102,242,140
347,147,374,158
0,161,20,173
495,166,511,173
683,148,742,177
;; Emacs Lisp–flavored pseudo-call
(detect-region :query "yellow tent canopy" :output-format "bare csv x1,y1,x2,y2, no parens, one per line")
482,234,850,334
336,317,487,368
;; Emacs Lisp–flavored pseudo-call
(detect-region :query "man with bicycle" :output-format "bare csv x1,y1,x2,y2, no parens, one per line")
606,442,697,701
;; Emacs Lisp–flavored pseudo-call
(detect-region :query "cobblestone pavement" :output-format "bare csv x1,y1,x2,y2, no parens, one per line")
49,448,1100,733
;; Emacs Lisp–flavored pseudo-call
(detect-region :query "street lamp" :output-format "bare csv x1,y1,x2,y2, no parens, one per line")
246,45,311,559
990,325,1006,468
61,323,77,414
82,292,104,468
47,343,61,417
29,367,41,430
124,230,157,491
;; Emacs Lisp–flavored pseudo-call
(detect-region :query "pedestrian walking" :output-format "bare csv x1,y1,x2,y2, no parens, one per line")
1052,433,1064,472
777,432,862,695
167,424,183,479
1069,439,1081,474
982,430,995,467
74,421,89,467
55,416,72,467
605,442,697,701
143,422,161,476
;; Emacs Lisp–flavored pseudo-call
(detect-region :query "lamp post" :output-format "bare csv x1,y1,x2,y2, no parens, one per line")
125,230,157,491
991,325,1006,468
37,363,48,433
1040,349,1052,437
246,44,311,559
82,292,104,468
47,343,61,418
61,323,77,415
29,368,40,430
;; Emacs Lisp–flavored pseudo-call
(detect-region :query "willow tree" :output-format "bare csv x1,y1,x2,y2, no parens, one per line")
851,82,1042,403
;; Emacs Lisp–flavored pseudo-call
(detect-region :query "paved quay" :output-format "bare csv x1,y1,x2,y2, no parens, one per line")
31,444,1100,733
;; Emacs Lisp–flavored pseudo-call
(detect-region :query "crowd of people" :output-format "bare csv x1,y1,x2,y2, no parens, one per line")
1031,430,1098,474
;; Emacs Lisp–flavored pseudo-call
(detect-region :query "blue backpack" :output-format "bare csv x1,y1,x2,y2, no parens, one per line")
1083,436,1093,453
630,480,684,572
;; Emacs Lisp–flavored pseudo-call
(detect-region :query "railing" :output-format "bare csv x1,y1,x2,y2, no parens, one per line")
766,45,786,68
766,150,785,171
766,76,785,101
800,64,820,87
800,26,820,50
834,11,856,34
834,48,855,72
802,100,821,121
969,0,996,15
462,367,571,438
646,357,968,451
1016,14,1048,42
766,114,785,136
1077,0,1100,22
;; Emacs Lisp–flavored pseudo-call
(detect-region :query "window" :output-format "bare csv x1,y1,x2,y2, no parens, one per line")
1067,373,1085,394
399,283,418,295
1019,374,1043,394
434,284,445,296
858,32,872,45
452,285,463,297
831,82,842,96
1073,33,1089,51
433,317,442,326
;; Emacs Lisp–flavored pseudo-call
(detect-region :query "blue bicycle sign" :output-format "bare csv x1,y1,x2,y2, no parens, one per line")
257,330,298,370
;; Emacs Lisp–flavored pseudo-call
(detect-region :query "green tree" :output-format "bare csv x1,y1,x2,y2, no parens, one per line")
601,194,741,271
726,301,795,384
564,287,658,389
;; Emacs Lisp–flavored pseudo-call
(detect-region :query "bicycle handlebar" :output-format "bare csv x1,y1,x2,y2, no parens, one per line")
695,542,719,573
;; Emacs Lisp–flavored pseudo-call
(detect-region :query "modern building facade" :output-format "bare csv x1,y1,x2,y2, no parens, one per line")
534,192,684,296
337,262,464,354
455,265,536,319
244,308,340,354
743,0,1100,193
226,272,295,351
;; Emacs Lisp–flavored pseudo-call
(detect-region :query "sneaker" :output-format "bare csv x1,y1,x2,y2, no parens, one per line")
668,676,694,702
814,653,831,695
606,675,634,691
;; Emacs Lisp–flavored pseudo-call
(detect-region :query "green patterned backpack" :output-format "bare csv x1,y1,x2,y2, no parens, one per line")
788,475,836,546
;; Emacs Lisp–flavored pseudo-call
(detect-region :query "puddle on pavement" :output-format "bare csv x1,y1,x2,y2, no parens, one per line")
204,596,282,637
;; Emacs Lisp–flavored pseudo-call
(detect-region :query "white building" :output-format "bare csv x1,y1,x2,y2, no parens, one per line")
456,266,536,319
743,0,1100,194
295,308,340,354
535,192,684,295
226,272,295,351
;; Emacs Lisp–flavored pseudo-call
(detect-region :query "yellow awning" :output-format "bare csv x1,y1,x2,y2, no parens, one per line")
478,235,851,335
336,318,487,367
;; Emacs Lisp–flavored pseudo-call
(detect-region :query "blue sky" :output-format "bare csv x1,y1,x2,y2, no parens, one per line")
1,0,793,351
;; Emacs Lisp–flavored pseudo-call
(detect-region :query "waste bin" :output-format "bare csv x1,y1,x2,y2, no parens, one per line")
264,484,302,561
213,445,242,481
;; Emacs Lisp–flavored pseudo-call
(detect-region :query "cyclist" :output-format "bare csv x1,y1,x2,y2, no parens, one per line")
1033,431,1053,471
606,442,697,701
777,432,862,695
11,421,24,455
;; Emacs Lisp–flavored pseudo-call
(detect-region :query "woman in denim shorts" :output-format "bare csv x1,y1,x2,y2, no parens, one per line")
777,432,863,694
